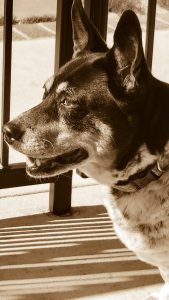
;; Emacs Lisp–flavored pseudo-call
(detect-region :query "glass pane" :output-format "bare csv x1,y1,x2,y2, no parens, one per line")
107,0,148,50
9,0,57,163
152,0,169,82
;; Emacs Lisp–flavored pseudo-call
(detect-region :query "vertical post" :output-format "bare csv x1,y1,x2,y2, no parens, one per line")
49,172,72,215
49,0,73,215
1,0,13,167
84,0,108,40
54,0,74,72
145,0,157,71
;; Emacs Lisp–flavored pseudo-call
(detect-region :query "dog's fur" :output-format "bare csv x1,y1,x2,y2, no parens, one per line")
3,0,169,298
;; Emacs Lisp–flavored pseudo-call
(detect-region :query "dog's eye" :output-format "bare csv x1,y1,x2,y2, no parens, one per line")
61,98,74,107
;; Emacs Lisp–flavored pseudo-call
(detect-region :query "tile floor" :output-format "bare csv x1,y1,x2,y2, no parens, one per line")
0,183,163,300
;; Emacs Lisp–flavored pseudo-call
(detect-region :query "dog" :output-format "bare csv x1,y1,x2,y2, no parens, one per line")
3,0,169,298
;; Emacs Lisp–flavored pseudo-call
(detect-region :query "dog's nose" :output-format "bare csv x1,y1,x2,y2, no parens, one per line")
3,123,23,142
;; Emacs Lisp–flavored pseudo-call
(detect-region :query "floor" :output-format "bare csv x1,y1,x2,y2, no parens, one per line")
0,182,163,300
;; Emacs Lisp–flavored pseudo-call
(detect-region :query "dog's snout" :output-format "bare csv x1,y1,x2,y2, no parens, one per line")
3,123,24,142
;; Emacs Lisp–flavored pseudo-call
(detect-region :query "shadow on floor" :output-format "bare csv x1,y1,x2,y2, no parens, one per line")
0,205,162,300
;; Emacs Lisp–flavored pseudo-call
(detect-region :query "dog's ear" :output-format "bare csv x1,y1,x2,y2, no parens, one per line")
71,0,108,57
107,10,144,95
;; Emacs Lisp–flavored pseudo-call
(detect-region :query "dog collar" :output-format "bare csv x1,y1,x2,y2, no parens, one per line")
114,158,168,193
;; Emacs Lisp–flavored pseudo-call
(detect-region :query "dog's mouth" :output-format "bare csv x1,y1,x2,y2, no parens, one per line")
26,148,88,177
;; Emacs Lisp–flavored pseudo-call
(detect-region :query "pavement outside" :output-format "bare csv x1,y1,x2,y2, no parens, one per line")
0,0,57,19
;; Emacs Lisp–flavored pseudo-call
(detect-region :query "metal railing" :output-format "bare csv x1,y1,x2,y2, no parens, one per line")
0,0,157,214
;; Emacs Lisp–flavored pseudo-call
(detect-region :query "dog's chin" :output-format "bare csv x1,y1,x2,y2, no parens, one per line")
26,148,88,178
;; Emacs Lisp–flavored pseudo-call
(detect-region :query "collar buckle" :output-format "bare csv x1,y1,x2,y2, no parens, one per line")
151,161,165,177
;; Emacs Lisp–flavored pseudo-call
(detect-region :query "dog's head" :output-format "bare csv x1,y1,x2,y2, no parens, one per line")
3,0,157,184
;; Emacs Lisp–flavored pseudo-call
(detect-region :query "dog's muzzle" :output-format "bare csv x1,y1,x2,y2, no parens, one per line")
3,122,89,178
26,148,88,177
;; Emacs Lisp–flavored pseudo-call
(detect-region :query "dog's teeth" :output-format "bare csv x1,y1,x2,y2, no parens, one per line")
36,159,41,167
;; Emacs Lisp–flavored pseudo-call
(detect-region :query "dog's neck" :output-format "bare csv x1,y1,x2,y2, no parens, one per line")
145,77,169,153
111,139,169,192
113,158,169,193
111,76,169,192
80,142,169,193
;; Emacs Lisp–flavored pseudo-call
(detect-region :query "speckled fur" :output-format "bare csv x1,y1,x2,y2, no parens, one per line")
104,168,169,298
104,171,169,253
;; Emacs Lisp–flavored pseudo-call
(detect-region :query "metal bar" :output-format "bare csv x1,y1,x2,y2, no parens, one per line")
49,0,74,215
1,0,13,167
49,171,72,215
145,0,157,71
54,0,74,71
84,0,108,40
